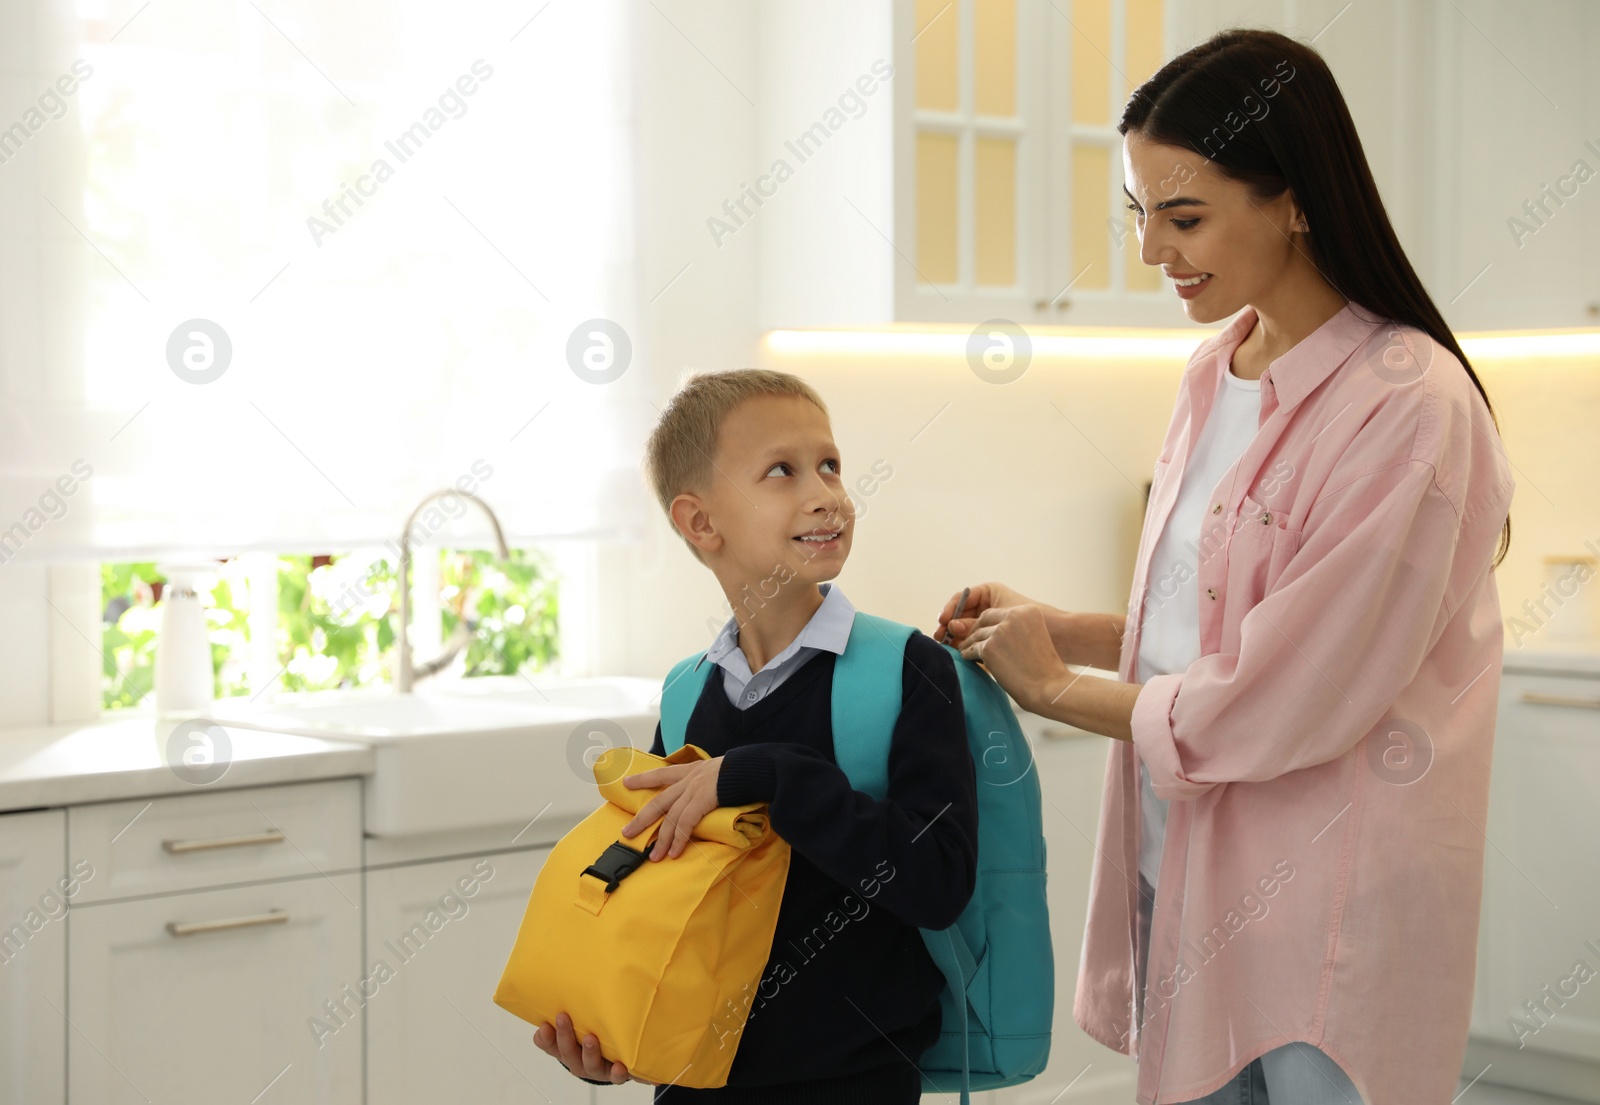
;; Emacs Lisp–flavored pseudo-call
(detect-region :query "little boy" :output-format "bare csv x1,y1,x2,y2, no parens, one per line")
532,368,978,1103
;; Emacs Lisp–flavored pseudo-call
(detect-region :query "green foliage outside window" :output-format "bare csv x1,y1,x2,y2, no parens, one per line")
100,549,559,711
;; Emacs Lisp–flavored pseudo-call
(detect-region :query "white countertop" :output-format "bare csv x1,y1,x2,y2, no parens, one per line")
0,715,374,814
0,643,1591,818
1502,642,1600,677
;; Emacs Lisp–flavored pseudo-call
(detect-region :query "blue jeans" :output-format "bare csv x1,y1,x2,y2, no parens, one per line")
1136,874,1365,1105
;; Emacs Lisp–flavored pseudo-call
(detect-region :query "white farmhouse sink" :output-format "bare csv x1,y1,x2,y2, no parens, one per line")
212,677,661,838
215,694,543,736
426,674,663,716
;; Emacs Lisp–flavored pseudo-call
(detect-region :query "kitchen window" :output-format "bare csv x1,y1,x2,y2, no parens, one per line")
99,549,561,712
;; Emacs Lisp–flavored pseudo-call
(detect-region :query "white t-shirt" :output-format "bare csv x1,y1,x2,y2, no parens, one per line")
1136,360,1262,889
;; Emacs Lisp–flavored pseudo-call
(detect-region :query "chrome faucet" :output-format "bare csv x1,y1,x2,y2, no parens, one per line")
395,489,510,693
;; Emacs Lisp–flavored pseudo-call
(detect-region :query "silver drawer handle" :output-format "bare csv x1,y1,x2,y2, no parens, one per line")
162,829,286,855
166,910,289,938
1520,691,1600,710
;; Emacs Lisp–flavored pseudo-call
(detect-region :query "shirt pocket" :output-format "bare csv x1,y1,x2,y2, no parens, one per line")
1226,494,1304,605
1149,457,1170,499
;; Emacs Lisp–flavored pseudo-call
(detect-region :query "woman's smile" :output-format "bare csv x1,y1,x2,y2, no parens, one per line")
1170,271,1214,298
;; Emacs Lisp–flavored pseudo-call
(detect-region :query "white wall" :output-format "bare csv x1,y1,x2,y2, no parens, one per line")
595,0,765,680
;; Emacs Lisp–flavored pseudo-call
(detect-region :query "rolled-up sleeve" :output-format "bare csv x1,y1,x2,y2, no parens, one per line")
1134,457,1464,800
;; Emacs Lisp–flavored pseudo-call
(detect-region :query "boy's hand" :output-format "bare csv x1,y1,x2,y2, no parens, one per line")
620,757,724,860
534,1012,658,1085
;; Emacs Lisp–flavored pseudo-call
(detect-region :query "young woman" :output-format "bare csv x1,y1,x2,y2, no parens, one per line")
936,28,1514,1105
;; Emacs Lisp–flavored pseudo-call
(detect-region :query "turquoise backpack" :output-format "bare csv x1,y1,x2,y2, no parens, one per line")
659,611,1053,1102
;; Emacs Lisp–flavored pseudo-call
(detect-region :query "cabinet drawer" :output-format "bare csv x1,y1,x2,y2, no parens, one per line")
67,873,362,1104
68,778,360,904
1500,672,1600,726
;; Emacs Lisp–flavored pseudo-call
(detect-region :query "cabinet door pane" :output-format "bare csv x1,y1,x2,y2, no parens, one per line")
917,132,962,284
67,874,362,1105
1069,0,1113,125
975,136,1019,286
1124,0,1164,102
1072,143,1112,289
975,0,1018,117
915,0,960,111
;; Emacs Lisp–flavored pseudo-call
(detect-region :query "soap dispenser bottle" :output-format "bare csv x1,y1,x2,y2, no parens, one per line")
154,563,216,719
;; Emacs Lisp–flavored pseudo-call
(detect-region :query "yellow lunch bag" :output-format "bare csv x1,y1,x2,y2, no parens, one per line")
493,742,791,1088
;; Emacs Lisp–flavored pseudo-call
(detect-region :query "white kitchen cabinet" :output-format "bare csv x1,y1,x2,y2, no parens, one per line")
1426,0,1600,331
758,0,1188,331
1152,0,1600,333
0,808,67,1105
994,711,1136,1104
763,0,1600,333
1471,666,1600,1087
66,872,363,1104
364,846,591,1105
757,0,1436,331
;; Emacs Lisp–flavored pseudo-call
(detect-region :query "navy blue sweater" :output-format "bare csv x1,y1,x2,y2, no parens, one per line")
642,628,979,1104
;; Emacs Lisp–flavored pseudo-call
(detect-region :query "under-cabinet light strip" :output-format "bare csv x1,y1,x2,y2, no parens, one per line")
764,328,1600,360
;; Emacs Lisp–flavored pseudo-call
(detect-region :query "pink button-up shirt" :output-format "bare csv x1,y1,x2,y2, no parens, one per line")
1071,302,1516,1104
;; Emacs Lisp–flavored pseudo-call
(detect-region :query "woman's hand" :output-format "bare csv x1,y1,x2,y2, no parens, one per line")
934,582,1038,646
954,604,1072,715
620,757,724,860
534,1012,658,1085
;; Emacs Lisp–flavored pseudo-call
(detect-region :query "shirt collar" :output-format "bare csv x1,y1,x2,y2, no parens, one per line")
697,581,857,672
1205,301,1387,414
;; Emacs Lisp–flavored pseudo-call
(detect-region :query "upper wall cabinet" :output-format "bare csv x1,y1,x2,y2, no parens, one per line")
754,0,1600,332
895,0,1184,327
1173,0,1600,332
1425,0,1600,331
755,0,1188,330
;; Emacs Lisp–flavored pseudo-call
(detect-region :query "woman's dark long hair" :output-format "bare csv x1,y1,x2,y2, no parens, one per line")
1119,28,1510,569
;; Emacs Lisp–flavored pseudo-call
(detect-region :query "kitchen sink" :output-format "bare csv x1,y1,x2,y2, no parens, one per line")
425,674,662,715
212,677,661,838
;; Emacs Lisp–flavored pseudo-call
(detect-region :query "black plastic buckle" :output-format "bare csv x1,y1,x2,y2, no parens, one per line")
581,840,649,893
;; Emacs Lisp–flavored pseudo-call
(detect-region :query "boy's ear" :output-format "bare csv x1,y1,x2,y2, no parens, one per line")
669,493,721,556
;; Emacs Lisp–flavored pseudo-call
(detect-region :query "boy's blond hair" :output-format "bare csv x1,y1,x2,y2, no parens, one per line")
643,368,830,565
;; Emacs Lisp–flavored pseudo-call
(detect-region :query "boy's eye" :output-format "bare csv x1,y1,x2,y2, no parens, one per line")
765,459,842,477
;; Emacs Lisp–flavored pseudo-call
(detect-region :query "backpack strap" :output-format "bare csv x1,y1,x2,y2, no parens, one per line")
664,612,918,795
835,614,976,1105
659,652,713,754
829,612,914,801
924,928,976,1104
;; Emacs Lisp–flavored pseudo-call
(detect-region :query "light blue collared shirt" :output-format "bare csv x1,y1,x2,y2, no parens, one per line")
697,581,857,709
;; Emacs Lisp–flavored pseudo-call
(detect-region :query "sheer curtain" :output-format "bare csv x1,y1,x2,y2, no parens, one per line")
0,0,650,563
